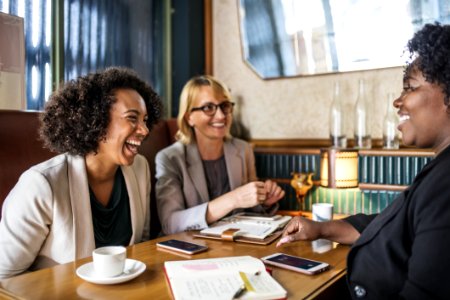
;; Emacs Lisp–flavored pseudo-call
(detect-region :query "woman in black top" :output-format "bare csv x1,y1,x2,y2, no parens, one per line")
277,23,450,299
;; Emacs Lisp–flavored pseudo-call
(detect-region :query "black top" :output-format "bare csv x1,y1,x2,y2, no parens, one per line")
202,155,230,200
344,145,450,299
89,168,132,248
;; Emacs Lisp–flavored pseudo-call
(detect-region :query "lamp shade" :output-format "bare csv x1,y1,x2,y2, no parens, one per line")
320,148,358,188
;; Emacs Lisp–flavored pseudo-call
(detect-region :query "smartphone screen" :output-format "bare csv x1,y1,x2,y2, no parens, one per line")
261,253,329,275
156,239,208,255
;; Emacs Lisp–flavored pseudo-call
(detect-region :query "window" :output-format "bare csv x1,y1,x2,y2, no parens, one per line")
1,0,163,110
239,0,450,78
1,0,51,110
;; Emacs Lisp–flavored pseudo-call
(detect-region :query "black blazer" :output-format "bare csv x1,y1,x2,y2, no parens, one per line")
345,145,450,299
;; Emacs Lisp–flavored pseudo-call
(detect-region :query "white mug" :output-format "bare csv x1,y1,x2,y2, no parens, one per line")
92,246,126,278
312,203,333,222
312,239,333,254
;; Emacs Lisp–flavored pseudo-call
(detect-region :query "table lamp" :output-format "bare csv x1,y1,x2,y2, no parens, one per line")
320,148,358,188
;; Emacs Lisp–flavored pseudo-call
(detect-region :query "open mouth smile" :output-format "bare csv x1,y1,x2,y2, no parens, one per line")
125,139,142,154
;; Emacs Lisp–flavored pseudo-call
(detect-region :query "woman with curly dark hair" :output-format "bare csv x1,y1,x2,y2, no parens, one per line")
0,67,162,279
277,23,450,299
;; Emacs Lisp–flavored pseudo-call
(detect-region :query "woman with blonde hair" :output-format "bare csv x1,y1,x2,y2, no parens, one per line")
156,75,284,234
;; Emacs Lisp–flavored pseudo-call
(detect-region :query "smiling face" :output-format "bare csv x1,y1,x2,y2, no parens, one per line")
95,88,149,166
394,65,450,153
185,85,233,144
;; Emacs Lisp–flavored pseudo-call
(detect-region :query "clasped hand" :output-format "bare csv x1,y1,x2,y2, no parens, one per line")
232,180,285,208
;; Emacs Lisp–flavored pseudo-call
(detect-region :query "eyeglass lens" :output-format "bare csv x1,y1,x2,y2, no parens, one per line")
202,102,234,115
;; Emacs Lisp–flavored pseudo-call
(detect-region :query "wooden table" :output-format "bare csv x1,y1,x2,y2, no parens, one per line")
0,232,349,299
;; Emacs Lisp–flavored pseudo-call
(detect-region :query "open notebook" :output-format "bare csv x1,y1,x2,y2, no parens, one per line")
164,256,287,300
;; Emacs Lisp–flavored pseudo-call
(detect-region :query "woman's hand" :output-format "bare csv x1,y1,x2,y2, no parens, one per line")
263,180,285,206
276,216,322,247
276,217,360,247
230,180,285,209
230,181,268,208
206,180,286,224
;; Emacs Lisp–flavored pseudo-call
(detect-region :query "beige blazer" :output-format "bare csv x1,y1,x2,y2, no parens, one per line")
0,153,150,279
155,138,274,235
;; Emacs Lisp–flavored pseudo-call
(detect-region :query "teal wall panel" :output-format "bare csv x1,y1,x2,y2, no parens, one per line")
361,190,400,214
358,154,432,186
255,151,432,215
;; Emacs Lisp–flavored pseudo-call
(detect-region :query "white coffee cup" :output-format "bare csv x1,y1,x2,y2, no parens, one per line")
312,239,333,254
312,203,333,222
92,246,126,278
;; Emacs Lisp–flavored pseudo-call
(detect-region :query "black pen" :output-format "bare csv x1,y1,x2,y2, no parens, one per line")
232,284,246,299
232,271,261,299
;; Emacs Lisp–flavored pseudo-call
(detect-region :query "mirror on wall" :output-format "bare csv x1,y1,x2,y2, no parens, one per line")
238,0,450,79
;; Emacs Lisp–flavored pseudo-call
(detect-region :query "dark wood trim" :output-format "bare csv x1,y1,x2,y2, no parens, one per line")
268,178,321,186
204,0,213,75
264,178,408,193
278,211,349,220
252,138,382,148
253,147,321,155
250,138,389,149
278,210,302,216
250,139,332,148
358,183,408,192
358,148,434,157
251,139,435,157
263,178,408,192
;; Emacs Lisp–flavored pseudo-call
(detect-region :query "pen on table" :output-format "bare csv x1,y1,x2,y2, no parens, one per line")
232,284,246,299
232,271,261,299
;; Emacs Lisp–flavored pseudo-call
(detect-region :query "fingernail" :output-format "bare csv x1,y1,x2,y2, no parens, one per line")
279,237,288,244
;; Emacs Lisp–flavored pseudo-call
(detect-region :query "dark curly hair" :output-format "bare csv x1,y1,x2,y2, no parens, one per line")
40,67,163,155
405,23,450,105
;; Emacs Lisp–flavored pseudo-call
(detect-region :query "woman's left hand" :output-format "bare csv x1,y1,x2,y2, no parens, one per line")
262,180,285,206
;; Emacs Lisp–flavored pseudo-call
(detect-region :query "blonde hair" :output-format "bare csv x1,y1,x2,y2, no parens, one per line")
176,75,233,144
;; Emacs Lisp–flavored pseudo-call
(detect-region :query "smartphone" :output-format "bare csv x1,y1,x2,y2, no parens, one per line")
156,239,208,255
261,253,329,275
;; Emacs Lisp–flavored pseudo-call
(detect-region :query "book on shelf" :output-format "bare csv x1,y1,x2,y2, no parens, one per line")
194,213,292,245
164,256,287,300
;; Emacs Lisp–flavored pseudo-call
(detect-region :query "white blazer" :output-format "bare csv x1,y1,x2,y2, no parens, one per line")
0,153,150,279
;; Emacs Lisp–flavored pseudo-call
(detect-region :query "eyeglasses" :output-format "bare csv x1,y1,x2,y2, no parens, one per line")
190,101,235,116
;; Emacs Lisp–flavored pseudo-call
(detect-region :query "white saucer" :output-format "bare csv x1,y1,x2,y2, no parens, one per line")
76,258,146,285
